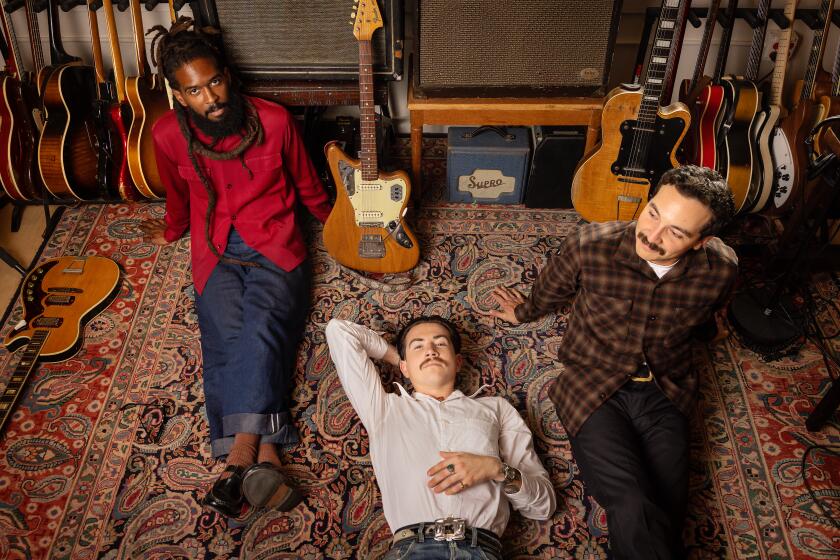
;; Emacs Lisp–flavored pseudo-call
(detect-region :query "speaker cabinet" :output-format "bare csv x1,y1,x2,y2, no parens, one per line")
191,0,403,80
414,0,621,97
524,127,586,209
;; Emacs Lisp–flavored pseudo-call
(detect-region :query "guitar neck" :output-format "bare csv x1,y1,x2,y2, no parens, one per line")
832,30,840,96
101,0,127,102
0,330,47,432
801,0,834,101
744,0,771,81
639,0,690,124
129,0,151,77
689,0,721,91
358,39,378,181
712,0,738,81
0,0,23,77
769,0,798,108
46,0,76,65
24,0,45,74
86,0,108,89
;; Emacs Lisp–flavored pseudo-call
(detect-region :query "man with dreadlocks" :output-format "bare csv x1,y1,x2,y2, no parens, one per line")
139,18,331,518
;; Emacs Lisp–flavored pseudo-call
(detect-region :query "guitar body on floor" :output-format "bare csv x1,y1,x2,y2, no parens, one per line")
323,142,419,273
2,255,121,433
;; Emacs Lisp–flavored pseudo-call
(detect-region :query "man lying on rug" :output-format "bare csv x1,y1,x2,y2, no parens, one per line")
139,19,332,518
325,317,556,559
484,165,738,560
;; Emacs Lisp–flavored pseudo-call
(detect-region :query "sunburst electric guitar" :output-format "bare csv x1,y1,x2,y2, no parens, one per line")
1,256,120,433
322,0,419,273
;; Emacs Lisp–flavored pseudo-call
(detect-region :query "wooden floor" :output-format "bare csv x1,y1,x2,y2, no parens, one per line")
0,204,52,318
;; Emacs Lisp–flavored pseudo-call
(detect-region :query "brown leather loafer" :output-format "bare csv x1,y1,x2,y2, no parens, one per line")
241,462,303,511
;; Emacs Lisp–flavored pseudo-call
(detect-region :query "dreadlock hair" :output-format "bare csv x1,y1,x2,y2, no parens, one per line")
148,17,265,268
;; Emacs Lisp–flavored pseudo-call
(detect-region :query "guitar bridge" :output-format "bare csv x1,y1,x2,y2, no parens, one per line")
358,234,386,259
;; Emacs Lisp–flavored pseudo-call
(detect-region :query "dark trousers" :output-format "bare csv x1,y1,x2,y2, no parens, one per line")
567,381,689,560
194,229,310,457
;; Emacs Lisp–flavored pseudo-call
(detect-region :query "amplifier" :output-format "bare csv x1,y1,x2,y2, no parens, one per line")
524,127,586,209
414,0,622,97
191,0,404,80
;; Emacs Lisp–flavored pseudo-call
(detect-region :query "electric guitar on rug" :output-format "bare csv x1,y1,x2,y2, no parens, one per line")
571,0,691,223
1,256,121,434
322,0,419,273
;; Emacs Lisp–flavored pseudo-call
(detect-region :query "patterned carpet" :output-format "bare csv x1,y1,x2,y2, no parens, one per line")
0,141,838,559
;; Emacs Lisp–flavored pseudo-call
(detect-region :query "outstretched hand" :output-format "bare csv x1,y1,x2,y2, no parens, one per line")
138,219,168,246
480,286,526,324
427,451,503,495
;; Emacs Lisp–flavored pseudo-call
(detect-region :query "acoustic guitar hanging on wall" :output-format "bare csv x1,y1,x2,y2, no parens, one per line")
322,0,420,274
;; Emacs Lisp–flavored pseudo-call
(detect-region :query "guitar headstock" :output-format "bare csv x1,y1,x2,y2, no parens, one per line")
351,0,383,41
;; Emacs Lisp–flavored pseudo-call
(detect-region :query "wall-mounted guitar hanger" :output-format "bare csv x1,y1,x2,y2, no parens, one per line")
2,0,187,13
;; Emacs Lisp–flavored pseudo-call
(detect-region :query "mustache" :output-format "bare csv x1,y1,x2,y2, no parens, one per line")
421,357,445,368
638,232,666,256
205,102,228,117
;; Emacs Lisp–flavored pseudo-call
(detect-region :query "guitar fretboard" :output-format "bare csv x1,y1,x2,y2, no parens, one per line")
712,0,739,81
24,0,45,74
0,329,48,429
769,0,798,107
638,0,688,127
801,0,834,101
358,39,378,182
745,0,771,81
0,0,23,77
689,0,721,91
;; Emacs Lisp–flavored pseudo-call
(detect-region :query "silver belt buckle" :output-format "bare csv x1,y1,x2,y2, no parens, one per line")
432,516,466,541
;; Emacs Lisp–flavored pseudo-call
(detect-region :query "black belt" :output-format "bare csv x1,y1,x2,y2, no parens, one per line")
392,520,501,555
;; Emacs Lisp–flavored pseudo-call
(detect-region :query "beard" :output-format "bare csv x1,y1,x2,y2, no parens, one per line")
188,90,246,139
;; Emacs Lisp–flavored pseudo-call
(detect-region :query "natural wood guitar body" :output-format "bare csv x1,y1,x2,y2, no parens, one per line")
126,74,169,198
571,87,690,223
323,142,420,273
38,63,99,200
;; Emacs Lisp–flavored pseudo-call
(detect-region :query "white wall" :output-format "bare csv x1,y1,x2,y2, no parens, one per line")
2,3,181,78
5,1,836,135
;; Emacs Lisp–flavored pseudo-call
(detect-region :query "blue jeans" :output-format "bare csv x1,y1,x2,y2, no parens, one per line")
194,229,310,457
384,539,501,560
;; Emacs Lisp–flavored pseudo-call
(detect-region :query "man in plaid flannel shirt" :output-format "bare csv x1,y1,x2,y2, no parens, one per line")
485,165,738,559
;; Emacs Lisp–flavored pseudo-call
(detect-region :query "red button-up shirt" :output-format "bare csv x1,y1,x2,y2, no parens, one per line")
153,96,332,294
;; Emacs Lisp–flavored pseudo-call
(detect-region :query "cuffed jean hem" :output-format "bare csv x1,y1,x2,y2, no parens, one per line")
211,413,300,458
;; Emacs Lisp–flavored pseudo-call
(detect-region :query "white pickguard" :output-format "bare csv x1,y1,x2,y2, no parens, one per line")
771,128,795,208
344,167,407,227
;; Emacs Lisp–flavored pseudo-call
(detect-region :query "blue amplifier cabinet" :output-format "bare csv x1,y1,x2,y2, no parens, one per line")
446,126,531,204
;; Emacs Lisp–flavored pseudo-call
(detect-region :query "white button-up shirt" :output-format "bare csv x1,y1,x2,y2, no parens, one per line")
325,319,557,536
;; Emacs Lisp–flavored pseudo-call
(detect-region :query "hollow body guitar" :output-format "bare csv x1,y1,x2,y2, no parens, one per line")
2,256,120,433
571,0,691,223
572,87,690,222
322,0,419,273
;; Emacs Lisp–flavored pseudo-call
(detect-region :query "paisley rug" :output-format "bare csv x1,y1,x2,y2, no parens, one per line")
0,143,838,559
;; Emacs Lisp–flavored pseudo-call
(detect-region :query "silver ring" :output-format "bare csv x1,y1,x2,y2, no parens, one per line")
446,464,455,474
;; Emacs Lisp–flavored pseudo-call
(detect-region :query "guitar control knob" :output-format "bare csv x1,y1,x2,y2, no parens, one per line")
388,221,396,230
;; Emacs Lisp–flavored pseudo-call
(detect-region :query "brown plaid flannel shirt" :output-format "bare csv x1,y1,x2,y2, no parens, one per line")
515,221,738,437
